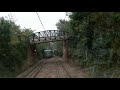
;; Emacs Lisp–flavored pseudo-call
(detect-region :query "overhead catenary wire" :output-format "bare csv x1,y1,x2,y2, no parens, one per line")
36,12,52,50
36,12,45,31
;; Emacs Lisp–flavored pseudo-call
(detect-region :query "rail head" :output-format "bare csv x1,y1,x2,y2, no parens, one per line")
16,59,45,78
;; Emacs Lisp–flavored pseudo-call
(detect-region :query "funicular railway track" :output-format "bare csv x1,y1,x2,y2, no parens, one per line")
25,60,47,78
55,56,71,78
17,57,72,78
16,59,47,78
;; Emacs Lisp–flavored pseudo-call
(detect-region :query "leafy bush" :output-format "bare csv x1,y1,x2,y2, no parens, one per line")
56,12,120,77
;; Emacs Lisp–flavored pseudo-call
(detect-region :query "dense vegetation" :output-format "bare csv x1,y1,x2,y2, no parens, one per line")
0,17,48,77
1,12,120,78
56,12,120,78
0,16,62,77
0,15,60,78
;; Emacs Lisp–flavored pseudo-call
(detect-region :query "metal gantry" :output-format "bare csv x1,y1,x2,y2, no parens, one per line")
29,30,71,44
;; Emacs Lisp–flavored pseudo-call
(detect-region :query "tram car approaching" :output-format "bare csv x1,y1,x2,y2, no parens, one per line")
43,49,53,58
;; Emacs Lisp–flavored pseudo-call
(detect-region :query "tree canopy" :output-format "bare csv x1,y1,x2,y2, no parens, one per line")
56,12,120,77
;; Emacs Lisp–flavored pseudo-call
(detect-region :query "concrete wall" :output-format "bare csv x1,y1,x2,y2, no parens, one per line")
62,40,68,61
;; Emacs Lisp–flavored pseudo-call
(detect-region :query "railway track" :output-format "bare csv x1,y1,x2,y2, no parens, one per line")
55,56,72,78
17,56,72,78
55,59,60,78
33,60,47,78
17,59,47,78
25,60,47,78
60,61,71,78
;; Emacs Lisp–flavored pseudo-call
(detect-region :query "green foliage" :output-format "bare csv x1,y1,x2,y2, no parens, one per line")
0,17,12,68
0,17,34,77
36,43,48,60
53,41,63,57
56,12,120,77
